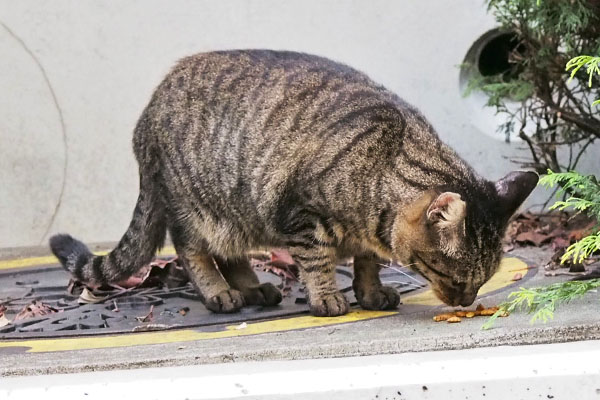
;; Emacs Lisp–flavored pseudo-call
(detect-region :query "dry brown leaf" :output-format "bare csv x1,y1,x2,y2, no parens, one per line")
136,305,154,323
0,305,10,327
270,249,296,267
512,273,523,281
78,287,110,304
178,307,189,316
14,301,60,321
0,314,10,328
515,231,553,246
568,221,596,242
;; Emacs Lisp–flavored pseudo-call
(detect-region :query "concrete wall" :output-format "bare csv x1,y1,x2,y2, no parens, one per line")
1,1,596,248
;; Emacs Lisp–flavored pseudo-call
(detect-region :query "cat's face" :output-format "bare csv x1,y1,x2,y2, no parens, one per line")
411,239,503,307
394,171,538,307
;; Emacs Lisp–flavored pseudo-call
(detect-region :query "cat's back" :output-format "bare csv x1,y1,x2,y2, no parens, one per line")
175,49,377,88
152,49,409,124
149,49,422,169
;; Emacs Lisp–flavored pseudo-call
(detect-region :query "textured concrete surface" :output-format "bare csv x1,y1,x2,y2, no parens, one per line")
4,0,599,248
1,246,599,377
3,341,600,400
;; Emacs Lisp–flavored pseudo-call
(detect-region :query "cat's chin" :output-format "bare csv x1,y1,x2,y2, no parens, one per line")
432,287,477,307
431,287,461,307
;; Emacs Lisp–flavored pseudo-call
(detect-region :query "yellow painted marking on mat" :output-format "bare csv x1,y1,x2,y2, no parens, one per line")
0,247,177,271
403,257,528,306
0,310,395,353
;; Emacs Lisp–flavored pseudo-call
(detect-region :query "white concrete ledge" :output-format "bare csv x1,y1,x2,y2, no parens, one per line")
2,340,599,399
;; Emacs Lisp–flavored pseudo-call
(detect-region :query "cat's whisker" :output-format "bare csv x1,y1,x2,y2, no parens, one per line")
382,264,426,286
382,280,424,289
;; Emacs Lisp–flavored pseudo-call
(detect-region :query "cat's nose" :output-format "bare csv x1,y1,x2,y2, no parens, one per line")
459,292,477,307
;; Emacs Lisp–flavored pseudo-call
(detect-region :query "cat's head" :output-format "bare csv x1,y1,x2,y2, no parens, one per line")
393,171,538,307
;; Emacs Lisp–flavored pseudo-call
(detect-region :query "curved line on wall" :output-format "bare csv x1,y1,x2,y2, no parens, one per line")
0,21,69,245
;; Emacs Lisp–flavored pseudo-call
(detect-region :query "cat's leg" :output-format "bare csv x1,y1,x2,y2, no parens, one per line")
290,247,349,317
169,225,245,313
177,252,245,312
214,256,282,306
352,254,400,310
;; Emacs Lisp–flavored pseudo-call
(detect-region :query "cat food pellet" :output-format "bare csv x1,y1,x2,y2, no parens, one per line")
432,304,508,323
433,314,454,322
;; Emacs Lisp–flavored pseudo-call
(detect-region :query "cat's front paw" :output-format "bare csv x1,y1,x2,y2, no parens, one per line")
242,283,283,306
356,285,400,310
309,292,350,317
205,289,245,313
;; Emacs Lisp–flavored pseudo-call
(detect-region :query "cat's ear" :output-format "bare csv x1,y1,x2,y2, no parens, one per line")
495,171,538,219
426,192,466,256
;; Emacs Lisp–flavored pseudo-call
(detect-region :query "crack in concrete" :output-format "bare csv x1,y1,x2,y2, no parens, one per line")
0,21,69,245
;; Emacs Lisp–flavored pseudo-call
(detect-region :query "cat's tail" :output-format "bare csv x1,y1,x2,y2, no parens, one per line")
49,174,167,285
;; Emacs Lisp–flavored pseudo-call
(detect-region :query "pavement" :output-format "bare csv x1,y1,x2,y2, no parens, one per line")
1,244,599,377
3,341,600,400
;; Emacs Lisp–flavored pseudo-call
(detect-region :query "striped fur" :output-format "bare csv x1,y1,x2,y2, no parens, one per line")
50,50,537,315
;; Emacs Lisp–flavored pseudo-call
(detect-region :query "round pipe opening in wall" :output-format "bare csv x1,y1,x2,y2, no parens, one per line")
459,28,524,87
478,32,523,79
459,28,525,142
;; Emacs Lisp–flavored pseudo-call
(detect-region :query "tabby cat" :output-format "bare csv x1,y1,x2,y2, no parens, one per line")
50,50,538,317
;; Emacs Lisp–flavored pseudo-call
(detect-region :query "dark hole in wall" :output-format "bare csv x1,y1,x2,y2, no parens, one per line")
478,32,524,80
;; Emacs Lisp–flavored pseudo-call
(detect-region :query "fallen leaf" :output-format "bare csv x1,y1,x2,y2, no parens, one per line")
509,265,537,272
502,243,515,253
0,314,10,328
568,221,596,242
14,301,60,321
545,270,587,277
0,304,10,327
78,287,110,304
136,305,154,323
132,323,175,332
235,322,248,330
512,273,523,281
178,307,189,316
139,257,189,289
515,231,553,246
551,236,569,251
270,249,296,267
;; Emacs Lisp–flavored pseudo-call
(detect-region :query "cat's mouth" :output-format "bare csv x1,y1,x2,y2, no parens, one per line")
431,286,477,307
